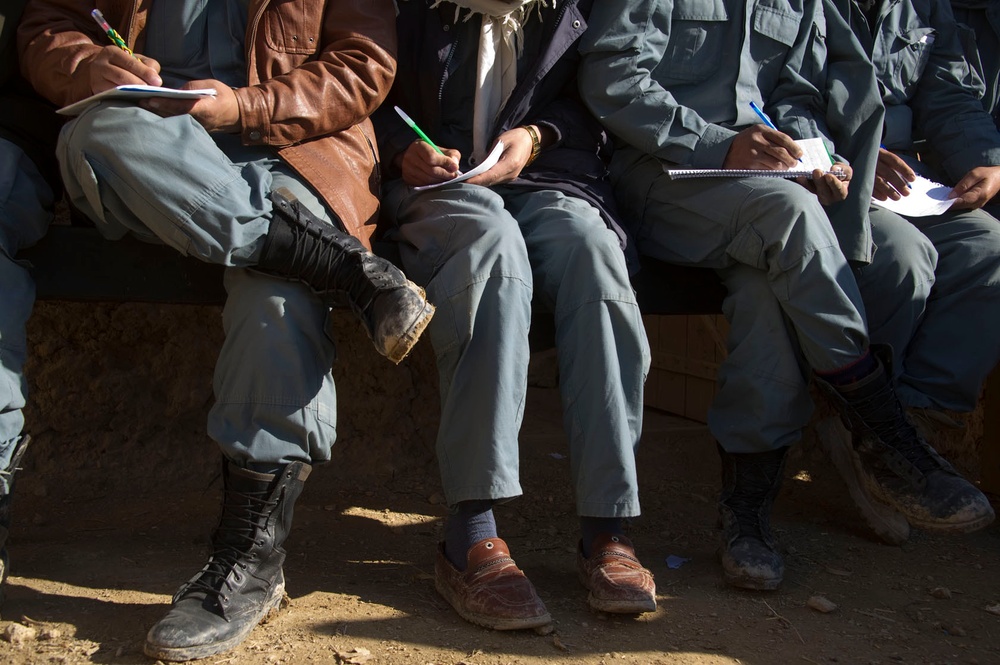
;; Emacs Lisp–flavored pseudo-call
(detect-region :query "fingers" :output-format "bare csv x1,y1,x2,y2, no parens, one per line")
874,148,915,197
950,166,1000,209
89,46,162,91
760,127,803,167
401,142,461,187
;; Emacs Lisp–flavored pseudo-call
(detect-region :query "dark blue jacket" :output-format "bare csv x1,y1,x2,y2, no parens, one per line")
373,0,637,271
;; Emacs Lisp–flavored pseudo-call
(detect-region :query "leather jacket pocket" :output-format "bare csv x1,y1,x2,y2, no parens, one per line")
262,0,321,56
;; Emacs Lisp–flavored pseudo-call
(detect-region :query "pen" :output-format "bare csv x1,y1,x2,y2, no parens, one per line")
749,101,802,163
91,9,135,58
394,106,445,156
749,101,778,131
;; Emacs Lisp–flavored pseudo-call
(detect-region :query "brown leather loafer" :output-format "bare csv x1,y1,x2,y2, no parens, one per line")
578,534,656,614
435,538,552,630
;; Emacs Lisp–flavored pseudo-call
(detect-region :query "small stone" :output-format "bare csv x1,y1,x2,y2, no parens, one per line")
930,587,952,599
2,623,37,646
942,623,966,637
427,492,445,505
533,623,555,636
38,627,62,641
984,603,1000,616
807,595,838,613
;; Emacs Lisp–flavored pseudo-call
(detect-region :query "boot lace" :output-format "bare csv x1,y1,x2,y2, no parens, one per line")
281,204,384,316
176,488,277,605
848,381,942,477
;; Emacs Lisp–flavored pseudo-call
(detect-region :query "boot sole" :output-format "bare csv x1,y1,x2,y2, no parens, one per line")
723,570,783,591
384,292,435,365
908,508,996,535
143,582,286,662
434,576,552,631
815,416,912,545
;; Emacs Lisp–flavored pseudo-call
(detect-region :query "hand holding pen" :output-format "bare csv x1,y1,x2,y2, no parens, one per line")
86,9,162,93
394,107,462,187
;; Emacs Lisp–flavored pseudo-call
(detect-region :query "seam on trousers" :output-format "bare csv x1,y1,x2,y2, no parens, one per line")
722,358,809,390
552,293,639,320
214,396,337,427
577,499,641,519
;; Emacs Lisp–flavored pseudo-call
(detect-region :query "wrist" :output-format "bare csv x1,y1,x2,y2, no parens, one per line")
520,124,542,166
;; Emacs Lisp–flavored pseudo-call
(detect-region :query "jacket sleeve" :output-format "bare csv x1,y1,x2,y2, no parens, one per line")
577,0,738,168
235,0,397,147
17,0,111,107
909,0,1000,180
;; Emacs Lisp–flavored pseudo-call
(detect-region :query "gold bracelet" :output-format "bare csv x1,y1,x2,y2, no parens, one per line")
521,124,542,166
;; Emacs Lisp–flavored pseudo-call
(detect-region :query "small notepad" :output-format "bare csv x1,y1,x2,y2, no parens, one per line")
58,85,218,116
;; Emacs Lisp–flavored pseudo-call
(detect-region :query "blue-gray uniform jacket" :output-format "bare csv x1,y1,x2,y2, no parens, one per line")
950,0,1000,127
373,0,638,271
842,0,1000,183
578,0,883,263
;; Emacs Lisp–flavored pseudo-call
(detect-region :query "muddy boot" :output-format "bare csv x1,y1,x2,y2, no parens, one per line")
259,188,434,364
0,435,30,599
144,461,311,662
816,345,994,534
718,445,787,591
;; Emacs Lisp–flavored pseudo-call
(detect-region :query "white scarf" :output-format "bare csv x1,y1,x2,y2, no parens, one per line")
431,0,552,162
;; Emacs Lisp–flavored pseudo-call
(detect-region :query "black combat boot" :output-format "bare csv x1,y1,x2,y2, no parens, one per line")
0,435,30,599
259,188,434,364
144,461,311,661
718,445,788,591
816,345,994,534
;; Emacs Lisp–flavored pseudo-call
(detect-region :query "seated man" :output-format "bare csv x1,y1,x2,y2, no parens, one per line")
579,0,993,591
834,0,1000,538
18,0,428,660
374,0,655,629
0,0,61,599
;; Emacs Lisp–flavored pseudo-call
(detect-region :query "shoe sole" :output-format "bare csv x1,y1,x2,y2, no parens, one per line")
384,287,435,365
723,570,782,591
815,416,912,545
143,582,286,662
908,508,996,535
586,592,657,614
434,576,552,631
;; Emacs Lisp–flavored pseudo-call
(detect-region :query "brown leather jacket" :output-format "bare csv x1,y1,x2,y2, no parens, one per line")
18,0,397,247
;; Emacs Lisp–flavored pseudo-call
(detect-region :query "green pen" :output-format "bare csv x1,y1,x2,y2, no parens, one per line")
91,9,136,58
394,106,445,156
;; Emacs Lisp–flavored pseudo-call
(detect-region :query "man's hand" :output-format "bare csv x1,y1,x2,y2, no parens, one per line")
949,165,1000,210
797,162,852,206
399,140,461,187
141,79,241,133
873,148,916,201
724,125,802,170
465,126,538,187
86,45,161,93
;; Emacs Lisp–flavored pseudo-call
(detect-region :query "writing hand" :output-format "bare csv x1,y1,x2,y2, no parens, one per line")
873,148,916,201
86,45,161,93
724,125,802,170
399,140,461,187
948,165,1000,210
797,162,852,205
141,79,240,132
465,126,538,187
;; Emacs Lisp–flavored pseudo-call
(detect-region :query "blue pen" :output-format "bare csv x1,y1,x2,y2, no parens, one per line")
749,101,802,163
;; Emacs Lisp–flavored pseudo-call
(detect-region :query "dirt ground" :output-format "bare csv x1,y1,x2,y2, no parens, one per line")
1,303,998,665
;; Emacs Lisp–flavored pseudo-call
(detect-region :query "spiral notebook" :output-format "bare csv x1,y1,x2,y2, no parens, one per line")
665,137,844,180
666,167,847,180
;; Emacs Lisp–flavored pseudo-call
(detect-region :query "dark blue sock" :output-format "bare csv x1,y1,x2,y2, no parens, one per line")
580,516,624,558
816,350,878,387
444,500,497,571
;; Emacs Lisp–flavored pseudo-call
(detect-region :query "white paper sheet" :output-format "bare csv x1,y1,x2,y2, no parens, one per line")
58,85,218,116
412,142,505,191
870,175,957,217
795,137,835,171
